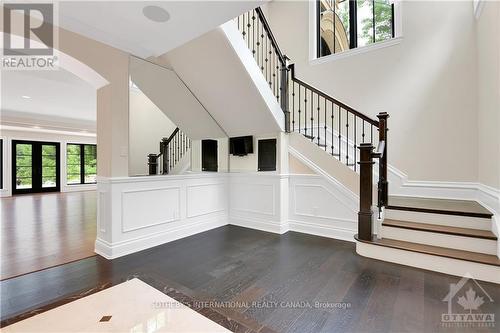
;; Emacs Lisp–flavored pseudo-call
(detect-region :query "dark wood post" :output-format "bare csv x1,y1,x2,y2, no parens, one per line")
280,59,290,133
376,112,389,206
358,143,375,241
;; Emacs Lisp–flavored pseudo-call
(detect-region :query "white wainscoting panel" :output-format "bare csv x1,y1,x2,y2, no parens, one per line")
289,174,358,242
229,173,289,234
121,187,181,232
187,183,226,218
95,173,229,259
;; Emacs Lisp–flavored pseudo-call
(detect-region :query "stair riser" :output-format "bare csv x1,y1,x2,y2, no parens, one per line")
381,226,497,255
385,209,491,230
356,241,500,284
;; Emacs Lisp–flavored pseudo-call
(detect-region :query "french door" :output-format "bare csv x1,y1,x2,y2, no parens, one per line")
12,140,60,194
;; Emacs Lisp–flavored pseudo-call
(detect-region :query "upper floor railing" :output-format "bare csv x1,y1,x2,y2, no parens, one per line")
148,127,191,175
236,6,389,241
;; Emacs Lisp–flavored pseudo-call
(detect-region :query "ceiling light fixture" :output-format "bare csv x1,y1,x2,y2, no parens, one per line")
142,5,170,23
21,95,31,99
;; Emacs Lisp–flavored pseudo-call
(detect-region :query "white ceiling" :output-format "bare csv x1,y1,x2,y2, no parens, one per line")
1,69,96,124
58,1,265,58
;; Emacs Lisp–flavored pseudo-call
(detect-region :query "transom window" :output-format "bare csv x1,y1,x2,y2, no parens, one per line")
317,0,395,58
67,144,97,185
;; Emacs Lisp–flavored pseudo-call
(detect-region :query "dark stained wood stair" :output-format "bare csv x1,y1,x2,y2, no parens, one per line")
355,235,500,267
387,196,494,218
382,219,497,240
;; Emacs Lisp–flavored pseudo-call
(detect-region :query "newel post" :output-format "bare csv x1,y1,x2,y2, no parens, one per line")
377,112,389,206
358,143,375,241
280,58,290,133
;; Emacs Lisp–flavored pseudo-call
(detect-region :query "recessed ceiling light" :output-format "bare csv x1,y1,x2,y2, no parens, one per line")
143,5,170,23
32,125,41,129
22,95,31,99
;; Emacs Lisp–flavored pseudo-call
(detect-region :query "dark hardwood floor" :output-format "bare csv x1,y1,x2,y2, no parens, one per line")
1,225,499,332
0,191,97,280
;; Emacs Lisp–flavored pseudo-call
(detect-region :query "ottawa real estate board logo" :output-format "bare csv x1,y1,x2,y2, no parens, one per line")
2,2,58,70
442,273,495,329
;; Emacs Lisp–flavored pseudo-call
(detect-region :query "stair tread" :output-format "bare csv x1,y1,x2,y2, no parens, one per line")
382,219,497,240
387,196,493,218
355,235,500,267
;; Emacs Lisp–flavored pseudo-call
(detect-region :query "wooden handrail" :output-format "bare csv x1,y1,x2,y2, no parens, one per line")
255,7,286,67
288,64,379,126
163,127,180,146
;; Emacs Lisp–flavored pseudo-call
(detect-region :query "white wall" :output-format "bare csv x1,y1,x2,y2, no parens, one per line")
0,128,97,197
229,132,288,173
267,0,479,183
476,1,500,190
128,87,177,176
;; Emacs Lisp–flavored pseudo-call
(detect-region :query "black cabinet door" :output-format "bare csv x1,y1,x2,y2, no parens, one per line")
258,139,277,171
202,139,218,172
12,140,60,194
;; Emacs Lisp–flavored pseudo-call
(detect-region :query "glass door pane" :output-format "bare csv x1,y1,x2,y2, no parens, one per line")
84,145,97,183
41,144,57,188
15,143,33,190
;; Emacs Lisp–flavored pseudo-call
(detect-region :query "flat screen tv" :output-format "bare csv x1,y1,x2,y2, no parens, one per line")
230,136,253,156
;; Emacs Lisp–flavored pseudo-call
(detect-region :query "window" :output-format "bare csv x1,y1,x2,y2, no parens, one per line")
317,0,394,58
67,144,97,184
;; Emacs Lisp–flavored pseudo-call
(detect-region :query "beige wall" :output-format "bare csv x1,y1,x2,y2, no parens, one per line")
476,2,500,189
3,9,130,177
128,88,177,176
268,1,479,183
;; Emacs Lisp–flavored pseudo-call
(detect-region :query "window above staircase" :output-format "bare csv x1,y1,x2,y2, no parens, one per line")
312,0,403,63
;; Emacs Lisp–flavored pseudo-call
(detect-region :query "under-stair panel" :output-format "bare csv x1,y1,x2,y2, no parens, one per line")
165,21,284,137
289,132,359,195
129,56,226,140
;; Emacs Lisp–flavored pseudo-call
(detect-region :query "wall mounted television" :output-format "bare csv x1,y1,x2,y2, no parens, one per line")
229,136,253,156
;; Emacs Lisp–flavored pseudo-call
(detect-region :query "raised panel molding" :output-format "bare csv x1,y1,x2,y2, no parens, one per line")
186,183,226,218
230,182,276,216
121,186,181,233
97,191,107,234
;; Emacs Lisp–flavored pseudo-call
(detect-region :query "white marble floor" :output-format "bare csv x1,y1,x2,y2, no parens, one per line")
2,279,230,333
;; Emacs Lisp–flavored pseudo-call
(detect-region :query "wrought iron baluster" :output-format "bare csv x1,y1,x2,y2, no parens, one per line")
362,121,366,143
338,106,341,163
298,85,301,133
252,10,256,58
317,94,320,145
304,88,308,137
346,109,349,164
331,101,334,155
324,97,327,151
292,82,295,131
354,117,357,171
310,90,314,141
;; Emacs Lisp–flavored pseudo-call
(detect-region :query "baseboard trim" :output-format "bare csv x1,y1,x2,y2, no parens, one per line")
95,215,228,259
229,216,288,234
288,219,355,243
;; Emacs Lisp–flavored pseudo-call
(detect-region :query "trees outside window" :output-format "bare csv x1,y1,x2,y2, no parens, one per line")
317,0,394,58
67,144,97,185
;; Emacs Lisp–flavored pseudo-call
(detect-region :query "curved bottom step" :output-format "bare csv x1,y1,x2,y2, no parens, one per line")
355,235,500,284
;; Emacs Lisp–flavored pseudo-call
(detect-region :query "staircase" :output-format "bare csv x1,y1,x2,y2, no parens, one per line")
357,196,500,283
236,7,499,283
